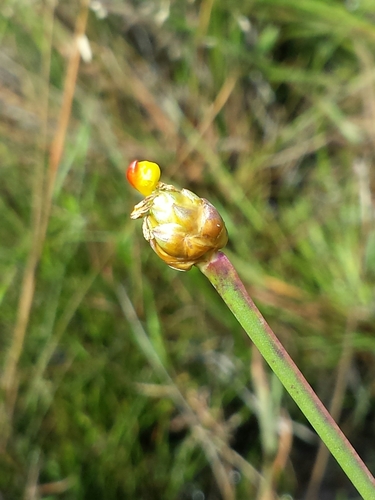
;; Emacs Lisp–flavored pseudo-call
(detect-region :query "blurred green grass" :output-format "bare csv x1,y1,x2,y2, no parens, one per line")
1,0,375,498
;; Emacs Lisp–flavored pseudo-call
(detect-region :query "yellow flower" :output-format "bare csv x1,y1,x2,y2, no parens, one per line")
127,161,228,271
126,160,161,196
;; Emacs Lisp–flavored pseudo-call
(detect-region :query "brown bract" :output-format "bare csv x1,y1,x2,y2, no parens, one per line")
130,183,228,271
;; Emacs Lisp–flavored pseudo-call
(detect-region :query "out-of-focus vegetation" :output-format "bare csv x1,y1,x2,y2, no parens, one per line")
1,0,375,498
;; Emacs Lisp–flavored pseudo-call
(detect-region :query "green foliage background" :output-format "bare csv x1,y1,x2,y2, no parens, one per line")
1,0,375,498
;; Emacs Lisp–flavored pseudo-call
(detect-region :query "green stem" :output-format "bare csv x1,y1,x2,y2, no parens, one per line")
198,251,375,499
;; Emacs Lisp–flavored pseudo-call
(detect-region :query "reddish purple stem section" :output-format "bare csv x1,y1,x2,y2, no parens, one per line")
198,251,375,498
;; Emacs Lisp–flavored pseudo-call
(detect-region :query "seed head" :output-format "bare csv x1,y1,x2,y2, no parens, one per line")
127,161,228,271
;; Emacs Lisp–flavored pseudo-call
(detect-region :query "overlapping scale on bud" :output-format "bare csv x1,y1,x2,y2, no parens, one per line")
127,161,228,271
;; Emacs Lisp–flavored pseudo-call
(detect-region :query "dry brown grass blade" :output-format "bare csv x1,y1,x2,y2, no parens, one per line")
37,477,76,497
256,411,292,500
175,73,238,170
251,347,282,500
100,47,178,141
305,318,356,500
0,0,89,450
46,0,90,218
198,432,236,500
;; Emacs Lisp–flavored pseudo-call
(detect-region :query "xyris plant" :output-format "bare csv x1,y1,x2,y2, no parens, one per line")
126,160,375,499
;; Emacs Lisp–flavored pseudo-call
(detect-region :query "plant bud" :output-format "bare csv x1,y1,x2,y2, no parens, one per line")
128,164,228,270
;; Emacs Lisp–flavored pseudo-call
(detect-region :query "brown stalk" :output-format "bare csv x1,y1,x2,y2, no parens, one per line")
46,0,90,222
100,47,178,141
174,73,238,170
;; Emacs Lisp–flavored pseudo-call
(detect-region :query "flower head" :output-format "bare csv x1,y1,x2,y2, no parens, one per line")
127,161,228,271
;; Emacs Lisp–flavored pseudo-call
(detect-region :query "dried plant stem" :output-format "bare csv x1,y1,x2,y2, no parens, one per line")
198,252,375,500
46,0,90,222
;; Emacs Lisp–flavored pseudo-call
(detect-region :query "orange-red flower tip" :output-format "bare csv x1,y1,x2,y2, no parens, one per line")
126,160,161,196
